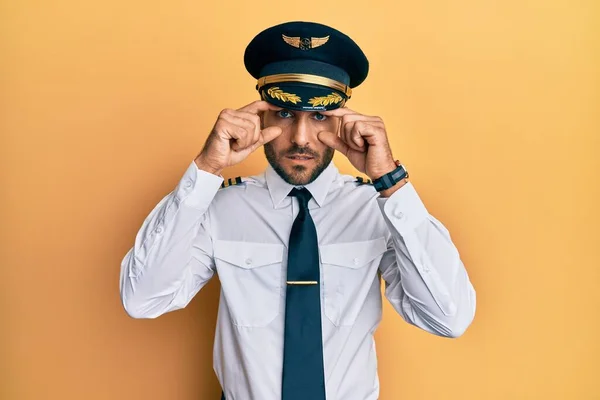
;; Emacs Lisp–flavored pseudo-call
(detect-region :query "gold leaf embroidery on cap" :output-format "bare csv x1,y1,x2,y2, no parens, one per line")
308,92,343,107
267,87,302,104
282,34,329,50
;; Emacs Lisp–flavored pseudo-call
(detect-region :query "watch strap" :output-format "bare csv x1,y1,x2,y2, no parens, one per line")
372,162,409,192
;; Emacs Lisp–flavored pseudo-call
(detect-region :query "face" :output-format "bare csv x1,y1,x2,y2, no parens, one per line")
262,108,338,186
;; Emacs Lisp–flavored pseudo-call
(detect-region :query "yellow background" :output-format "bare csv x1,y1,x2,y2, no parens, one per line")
1,0,599,399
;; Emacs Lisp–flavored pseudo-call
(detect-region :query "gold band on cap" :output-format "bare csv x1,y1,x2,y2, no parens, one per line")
257,73,352,97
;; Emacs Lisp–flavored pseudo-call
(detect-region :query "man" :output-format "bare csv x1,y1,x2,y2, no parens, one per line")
120,21,476,400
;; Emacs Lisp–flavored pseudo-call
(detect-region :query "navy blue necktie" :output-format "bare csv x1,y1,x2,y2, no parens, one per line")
281,188,326,400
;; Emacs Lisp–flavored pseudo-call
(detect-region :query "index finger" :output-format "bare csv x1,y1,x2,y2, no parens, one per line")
238,100,282,114
319,106,357,117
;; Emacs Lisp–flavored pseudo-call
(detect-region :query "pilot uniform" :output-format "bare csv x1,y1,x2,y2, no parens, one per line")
119,21,476,400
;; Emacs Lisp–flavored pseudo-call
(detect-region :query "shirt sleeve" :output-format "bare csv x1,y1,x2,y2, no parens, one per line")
376,182,477,338
119,161,224,319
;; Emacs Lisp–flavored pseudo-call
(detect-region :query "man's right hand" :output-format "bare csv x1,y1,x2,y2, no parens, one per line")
194,100,283,175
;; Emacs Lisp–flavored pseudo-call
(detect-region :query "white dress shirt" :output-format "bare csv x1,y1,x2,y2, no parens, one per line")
120,160,476,400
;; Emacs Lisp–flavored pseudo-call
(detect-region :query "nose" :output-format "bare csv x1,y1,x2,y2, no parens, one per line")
291,117,310,147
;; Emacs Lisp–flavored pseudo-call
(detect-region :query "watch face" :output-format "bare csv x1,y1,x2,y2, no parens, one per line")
394,160,408,177
400,165,409,178
394,165,407,179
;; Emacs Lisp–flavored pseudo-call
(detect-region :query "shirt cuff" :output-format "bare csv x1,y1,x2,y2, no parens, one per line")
377,182,430,235
174,161,224,209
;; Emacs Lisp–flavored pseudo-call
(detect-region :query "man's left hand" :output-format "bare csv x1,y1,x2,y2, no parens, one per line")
318,107,397,181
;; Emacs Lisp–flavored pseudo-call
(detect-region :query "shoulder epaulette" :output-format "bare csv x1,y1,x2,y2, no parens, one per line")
355,176,373,185
220,176,246,189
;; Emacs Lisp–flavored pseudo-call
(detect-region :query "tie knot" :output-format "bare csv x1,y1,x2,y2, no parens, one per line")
288,187,312,209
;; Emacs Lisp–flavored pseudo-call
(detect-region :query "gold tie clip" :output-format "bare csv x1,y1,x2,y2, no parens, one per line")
286,281,318,285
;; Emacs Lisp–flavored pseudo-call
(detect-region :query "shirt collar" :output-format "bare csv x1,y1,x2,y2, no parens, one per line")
265,161,339,209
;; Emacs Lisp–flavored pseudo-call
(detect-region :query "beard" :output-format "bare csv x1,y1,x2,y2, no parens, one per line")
264,142,335,186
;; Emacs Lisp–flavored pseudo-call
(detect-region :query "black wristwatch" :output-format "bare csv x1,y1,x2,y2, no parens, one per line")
372,161,409,192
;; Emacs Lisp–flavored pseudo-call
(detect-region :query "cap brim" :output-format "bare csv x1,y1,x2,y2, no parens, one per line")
260,82,347,111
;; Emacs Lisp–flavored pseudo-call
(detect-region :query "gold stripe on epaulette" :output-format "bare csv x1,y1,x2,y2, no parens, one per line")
355,176,372,185
220,176,244,189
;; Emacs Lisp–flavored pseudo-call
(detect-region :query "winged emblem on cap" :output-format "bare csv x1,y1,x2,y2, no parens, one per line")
282,34,330,50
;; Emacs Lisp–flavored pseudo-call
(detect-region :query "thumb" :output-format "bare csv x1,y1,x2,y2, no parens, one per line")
318,130,349,156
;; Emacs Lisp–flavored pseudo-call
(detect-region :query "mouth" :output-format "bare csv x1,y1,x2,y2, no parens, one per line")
286,155,315,161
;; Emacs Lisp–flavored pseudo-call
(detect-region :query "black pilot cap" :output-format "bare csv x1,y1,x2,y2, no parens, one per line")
244,21,369,111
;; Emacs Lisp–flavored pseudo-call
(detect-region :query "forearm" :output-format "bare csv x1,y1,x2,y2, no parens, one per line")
378,183,476,337
119,161,223,318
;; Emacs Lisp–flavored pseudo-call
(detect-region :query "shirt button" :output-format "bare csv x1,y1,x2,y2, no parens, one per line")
394,209,404,219
184,180,192,188
353,258,359,265
245,258,252,265
156,226,163,234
